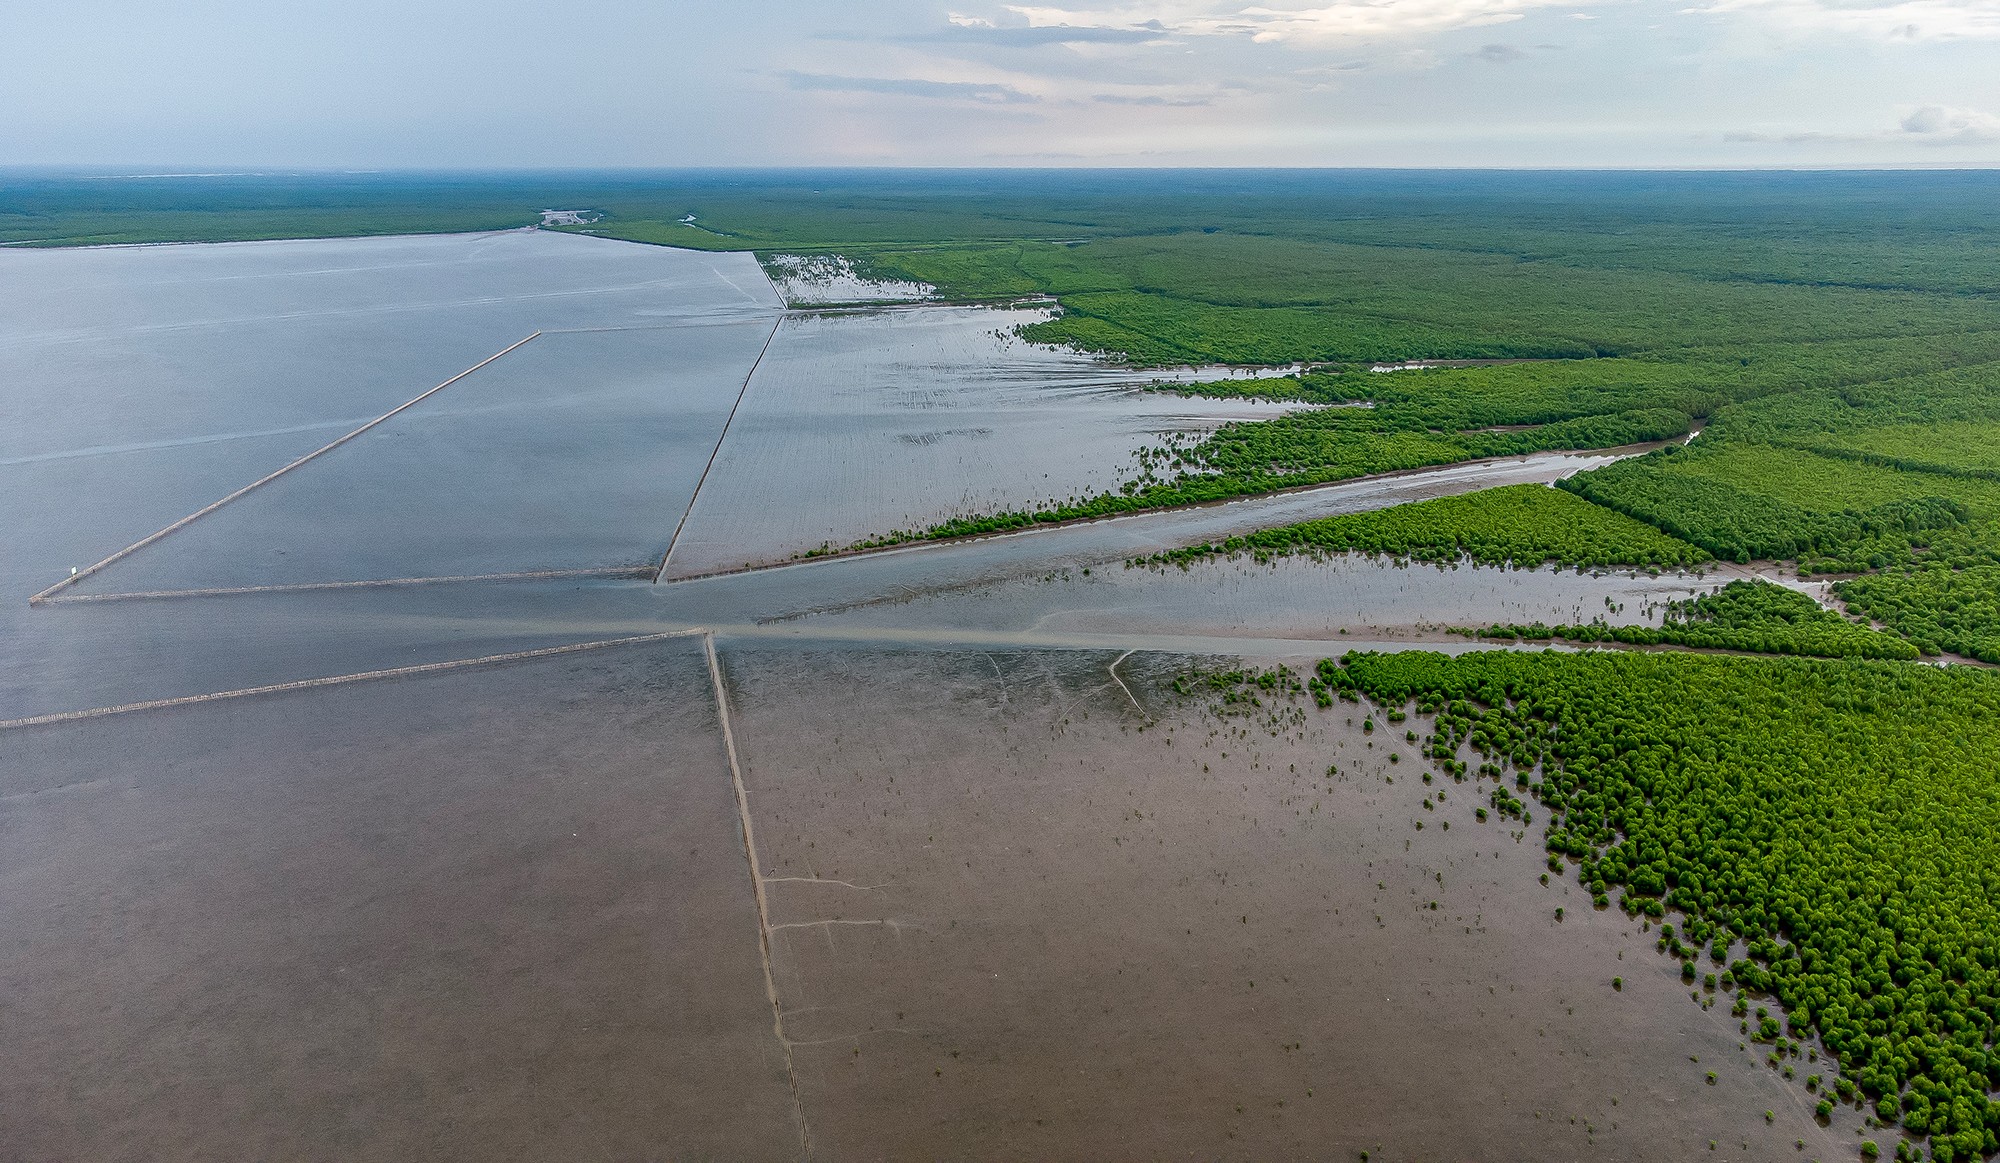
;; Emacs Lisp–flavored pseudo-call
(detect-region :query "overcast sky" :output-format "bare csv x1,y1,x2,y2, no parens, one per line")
4,0,1996,167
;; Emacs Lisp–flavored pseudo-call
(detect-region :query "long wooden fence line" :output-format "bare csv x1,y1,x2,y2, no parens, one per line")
27,332,544,607
37,565,652,606
0,628,704,733
653,312,786,582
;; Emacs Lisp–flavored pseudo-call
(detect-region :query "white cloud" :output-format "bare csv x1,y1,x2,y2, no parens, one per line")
1900,103,2000,139
1686,0,2000,41
1725,104,2000,147
1001,0,1591,43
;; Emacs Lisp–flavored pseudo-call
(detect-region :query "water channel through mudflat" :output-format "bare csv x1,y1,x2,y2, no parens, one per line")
1,232,1826,1160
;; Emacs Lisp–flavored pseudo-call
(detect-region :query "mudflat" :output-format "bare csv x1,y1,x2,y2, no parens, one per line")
0,635,1853,1159
717,641,1848,1160
0,640,801,1161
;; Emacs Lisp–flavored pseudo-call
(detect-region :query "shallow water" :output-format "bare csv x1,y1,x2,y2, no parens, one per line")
0,635,1848,1158
0,235,783,718
0,231,778,465
3,538,1712,728
65,319,778,593
0,640,802,1160
796,552,1718,641
11,241,1315,601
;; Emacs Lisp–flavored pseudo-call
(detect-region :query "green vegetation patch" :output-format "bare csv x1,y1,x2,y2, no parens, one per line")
1021,287,1596,366
1319,649,2000,1160
1811,420,2000,478
1462,579,1919,661
1143,484,1708,571
1669,445,2000,518
1554,363,2000,574
1839,565,2000,663
868,229,2000,366
1713,362,2000,457
1560,446,1974,572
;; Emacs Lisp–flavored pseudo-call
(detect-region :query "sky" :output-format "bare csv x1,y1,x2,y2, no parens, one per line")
3,0,1996,167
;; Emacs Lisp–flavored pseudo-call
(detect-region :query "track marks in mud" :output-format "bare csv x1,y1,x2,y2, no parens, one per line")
702,632,812,1160
1108,648,1146,718
765,877,897,891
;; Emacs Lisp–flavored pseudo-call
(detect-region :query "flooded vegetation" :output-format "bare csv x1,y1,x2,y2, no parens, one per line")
762,253,934,304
